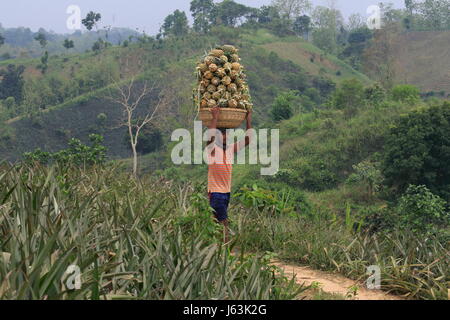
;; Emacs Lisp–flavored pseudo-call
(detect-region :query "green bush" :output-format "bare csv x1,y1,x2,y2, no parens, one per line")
270,91,298,121
332,79,365,113
365,83,386,107
382,102,450,202
24,134,107,166
391,84,420,104
396,185,450,234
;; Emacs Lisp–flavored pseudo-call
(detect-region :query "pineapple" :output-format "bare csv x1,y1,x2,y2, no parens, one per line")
223,62,232,73
227,83,238,93
222,76,232,86
230,70,239,80
207,84,217,93
196,45,253,114
210,49,224,57
204,56,214,65
207,99,217,108
212,91,222,100
220,55,229,64
231,62,241,71
217,84,226,92
211,77,221,86
198,63,208,73
228,99,238,108
218,99,229,108
203,71,214,80
230,54,240,63
216,68,226,78
221,45,237,55
209,63,218,72
203,92,212,100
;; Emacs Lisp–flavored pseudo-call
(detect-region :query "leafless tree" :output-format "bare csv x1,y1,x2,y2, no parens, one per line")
108,77,167,178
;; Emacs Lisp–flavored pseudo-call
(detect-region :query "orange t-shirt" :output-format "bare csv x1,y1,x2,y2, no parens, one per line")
208,143,242,193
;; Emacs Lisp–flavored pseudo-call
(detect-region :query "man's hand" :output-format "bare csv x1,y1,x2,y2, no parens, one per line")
211,107,220,120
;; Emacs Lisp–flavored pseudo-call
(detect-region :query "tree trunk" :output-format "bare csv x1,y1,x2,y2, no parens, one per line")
132,144,138,178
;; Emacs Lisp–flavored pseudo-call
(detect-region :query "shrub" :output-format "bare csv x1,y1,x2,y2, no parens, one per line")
270,91,298,121
365,83,386,107
332,79,365,116
396,185,450,234
24,134,107,166
382,101,450,202
236,184,312,217
96,113,107,127
391,84,420,104
346,160,383,198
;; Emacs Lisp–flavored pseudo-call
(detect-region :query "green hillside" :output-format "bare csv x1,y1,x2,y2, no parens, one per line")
0,28,367,162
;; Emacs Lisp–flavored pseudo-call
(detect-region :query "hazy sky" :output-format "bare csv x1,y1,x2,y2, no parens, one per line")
0,0,406,34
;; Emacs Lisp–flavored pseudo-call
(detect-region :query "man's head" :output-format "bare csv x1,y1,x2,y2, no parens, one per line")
218,128,227,148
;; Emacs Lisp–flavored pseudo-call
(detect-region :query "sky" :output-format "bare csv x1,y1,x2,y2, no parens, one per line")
0,0,406,35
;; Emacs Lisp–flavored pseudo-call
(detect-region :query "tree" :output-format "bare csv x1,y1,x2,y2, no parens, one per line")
0,34,4,47
37,51,49,74
0,64,25,102
34,32,47,48
405,0,415,16
271,91,298,121
333,79,365,109
396,185,449,234
382,102,450,202
391,84,420,103
211,0,253,27
161,10,189,37
363,24,398,89
107,54,172,177
82,11,102,31
311,5,344,54
257,5,280,24
190,0,215,33
347,160,383,198
63,38,75,51
293,15,311,39
271,0,312,20
347,13,366,31
417,0,450,30
124,124,163,154
92,38,110,53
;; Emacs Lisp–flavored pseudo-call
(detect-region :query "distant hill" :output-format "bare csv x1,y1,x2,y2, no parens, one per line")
365,30,450,95
260,41,372,85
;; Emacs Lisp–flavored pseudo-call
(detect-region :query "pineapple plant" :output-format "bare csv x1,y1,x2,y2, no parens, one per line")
194,45,254,113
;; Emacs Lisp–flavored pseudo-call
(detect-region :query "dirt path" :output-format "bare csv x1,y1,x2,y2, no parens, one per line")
272,261,404,300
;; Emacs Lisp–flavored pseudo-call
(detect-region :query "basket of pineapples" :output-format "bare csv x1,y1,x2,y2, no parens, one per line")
194,45,253,129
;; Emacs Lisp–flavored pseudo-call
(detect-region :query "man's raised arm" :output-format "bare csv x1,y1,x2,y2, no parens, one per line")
234,110,253,153
207,107,220,146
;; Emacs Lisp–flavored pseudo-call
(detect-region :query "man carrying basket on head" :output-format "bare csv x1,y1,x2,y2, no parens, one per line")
206,107,253,244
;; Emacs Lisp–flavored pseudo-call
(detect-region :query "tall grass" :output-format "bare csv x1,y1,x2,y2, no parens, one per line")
233,203,449,300
0,163,303,300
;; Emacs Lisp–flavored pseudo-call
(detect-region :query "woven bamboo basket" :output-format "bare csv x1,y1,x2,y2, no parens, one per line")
199,108,248,129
